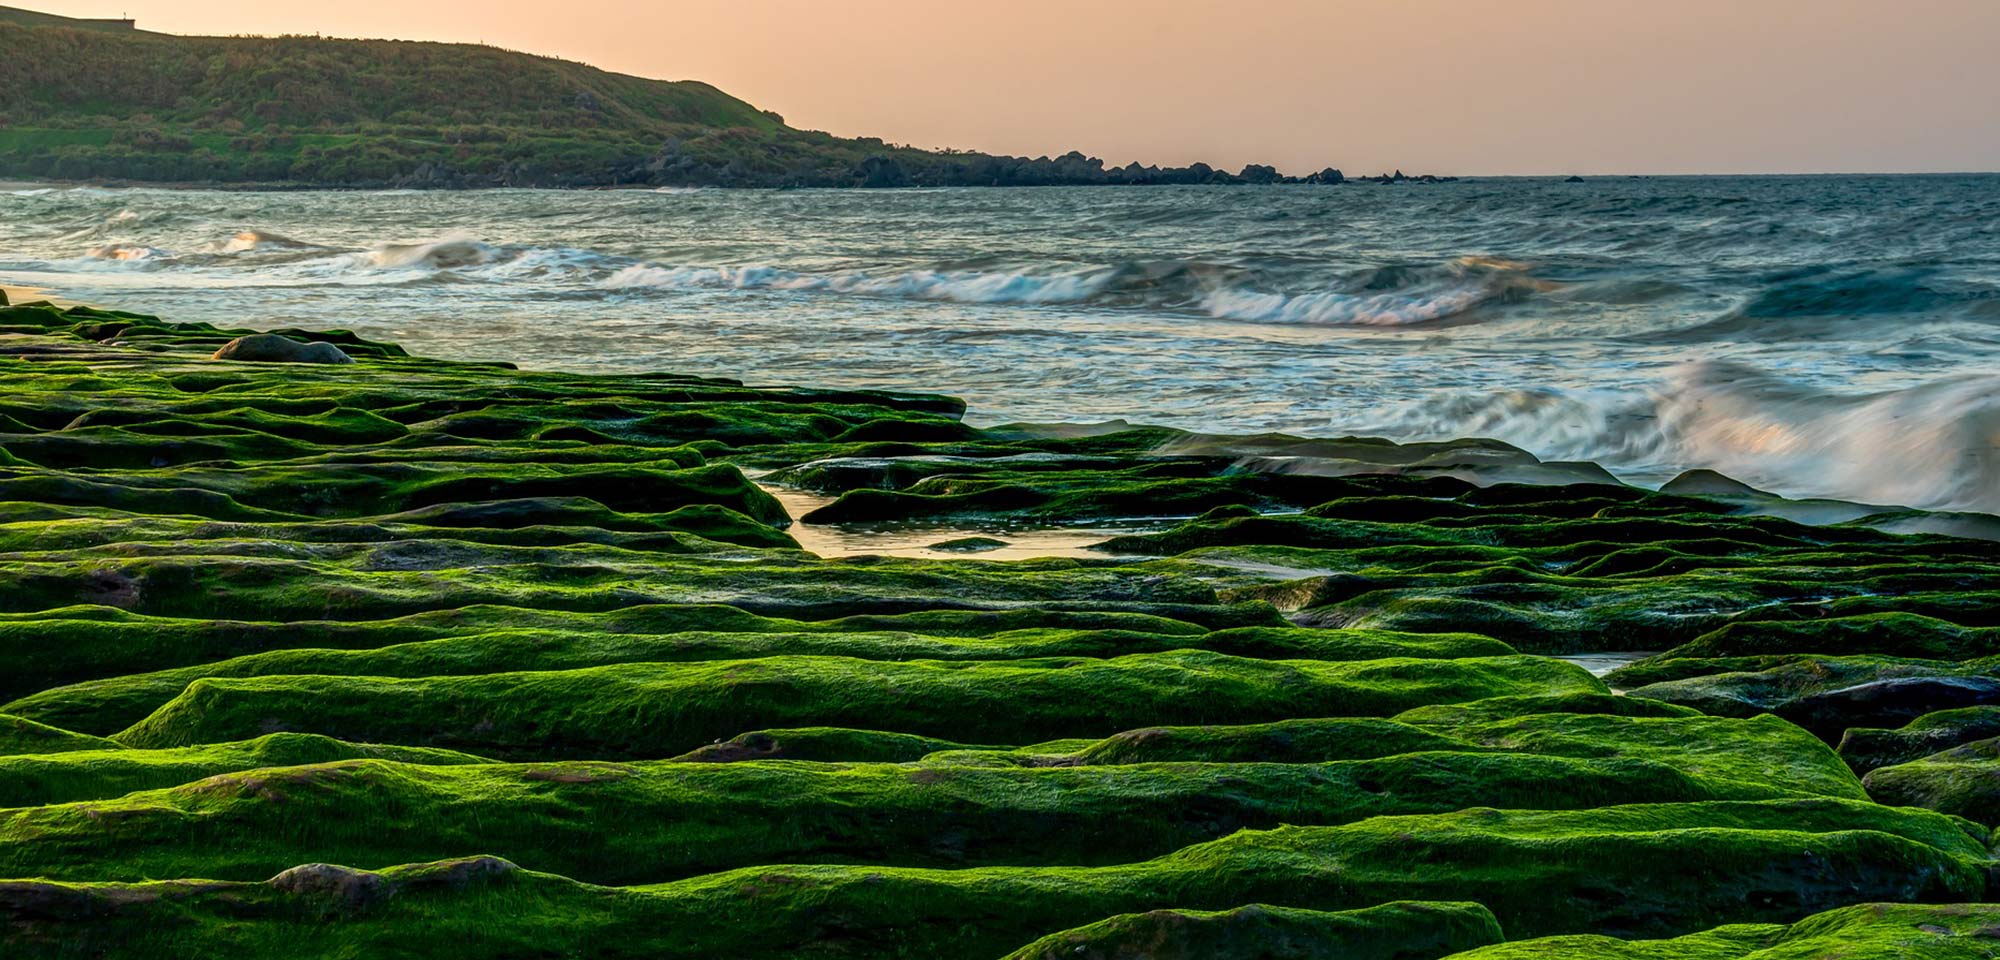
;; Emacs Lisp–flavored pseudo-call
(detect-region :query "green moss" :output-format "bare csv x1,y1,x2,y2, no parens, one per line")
1448,902,2000,959
0,749,1851,883
7,625,1501,737
0,733,489,807
1000,901,1504,960
0,714,119,756
1652,614,2000,662
1619,655,2000,741
0,801,1984,959
114,652,1603,759
1863,737,2000,826
1839,707,2000,774
0,603,1243,712
1,305,1996,956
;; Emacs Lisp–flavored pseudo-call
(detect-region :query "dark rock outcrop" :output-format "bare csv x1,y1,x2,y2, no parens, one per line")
211,334,354,364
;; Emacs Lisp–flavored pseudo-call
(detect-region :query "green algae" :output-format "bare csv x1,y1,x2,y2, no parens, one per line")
0,801,1985,959
1651,613,2000,662
1863,737,2000,826
0,750,1843,883
1839,706,2000,774
1447,902,2000,959
0,602,1235,709
3,625,1509,737
0,714,118,756
0,734,491,808
1001,901,1505,960
1618,655,2000,741
114,652,1603,759
2,305,1999,956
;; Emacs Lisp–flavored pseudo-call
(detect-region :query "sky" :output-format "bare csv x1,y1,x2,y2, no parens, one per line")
28,0,2000,175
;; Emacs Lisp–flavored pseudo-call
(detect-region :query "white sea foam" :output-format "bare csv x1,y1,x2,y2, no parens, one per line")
1198,283,1499,326
1362,361,2000,513
599,263,1116,305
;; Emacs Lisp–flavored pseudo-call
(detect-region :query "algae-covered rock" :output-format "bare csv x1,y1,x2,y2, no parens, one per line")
5,624,1504,737
0,801,1982,959
0,750,1837,883
0,714,119,756
1619,655,2000,740
0,733,490,807
999,901,1504,960
1863,736,2000,826
113,652,1604,759
1839,706,2000,774
1445,901,2000,959
211,333,354,364
2,304,1998,958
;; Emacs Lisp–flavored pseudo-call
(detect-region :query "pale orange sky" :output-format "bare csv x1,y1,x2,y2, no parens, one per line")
28,0,2000,175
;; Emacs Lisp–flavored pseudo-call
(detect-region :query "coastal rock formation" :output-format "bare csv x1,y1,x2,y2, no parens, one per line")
0,300,1996,957
1002,902,1505,960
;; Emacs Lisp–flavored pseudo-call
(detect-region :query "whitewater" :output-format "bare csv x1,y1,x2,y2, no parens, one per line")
2,176,1996,512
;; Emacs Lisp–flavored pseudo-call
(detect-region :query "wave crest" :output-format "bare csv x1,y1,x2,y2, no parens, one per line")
1361,361,2000,513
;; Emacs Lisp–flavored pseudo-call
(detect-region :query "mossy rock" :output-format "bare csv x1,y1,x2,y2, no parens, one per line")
1447,901,2000,959
1864,736,2000,826
0,801,1984,959
1839,706,2000,774
113,652,1604,759
999,901,1504,960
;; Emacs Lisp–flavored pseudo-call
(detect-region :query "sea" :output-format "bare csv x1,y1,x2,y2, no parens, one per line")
2,176,1995,513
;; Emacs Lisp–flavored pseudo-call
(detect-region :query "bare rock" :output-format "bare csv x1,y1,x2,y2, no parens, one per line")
211,334,353,364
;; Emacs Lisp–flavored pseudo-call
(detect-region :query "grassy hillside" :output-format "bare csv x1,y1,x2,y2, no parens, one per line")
0,5,149,32
0,19,852,185
0,14,1345,187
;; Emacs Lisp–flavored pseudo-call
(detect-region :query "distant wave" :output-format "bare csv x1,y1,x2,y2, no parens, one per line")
600,254,1545,325
1636,265,2000,343
599,263,1117,305
1362,361,2000,513
213,230,320,254
85,243,165,262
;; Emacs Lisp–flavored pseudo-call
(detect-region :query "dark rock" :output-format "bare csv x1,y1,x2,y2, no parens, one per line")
929,537,1009,553
1782,676,2000,741
1565,175,1586,183
267,863,392,910
211,334,353,365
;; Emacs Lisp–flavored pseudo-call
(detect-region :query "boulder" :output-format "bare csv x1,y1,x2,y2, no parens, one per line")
211,334,353,364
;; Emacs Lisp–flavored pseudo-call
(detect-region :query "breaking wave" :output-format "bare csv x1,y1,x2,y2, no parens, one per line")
599,263,1118,306
599,254,1544,325
1363,361,2000,513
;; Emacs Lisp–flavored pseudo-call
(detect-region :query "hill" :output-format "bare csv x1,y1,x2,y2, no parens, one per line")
0,13,1351,188
0,5,147,33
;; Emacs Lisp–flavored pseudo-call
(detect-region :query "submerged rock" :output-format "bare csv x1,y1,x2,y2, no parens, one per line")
929,536,1009,552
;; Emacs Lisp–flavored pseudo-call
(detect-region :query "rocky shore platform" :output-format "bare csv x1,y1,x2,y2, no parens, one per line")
1,301,1997,958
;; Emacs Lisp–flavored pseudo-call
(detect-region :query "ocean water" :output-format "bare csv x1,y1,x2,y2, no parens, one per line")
2,176,1996,513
